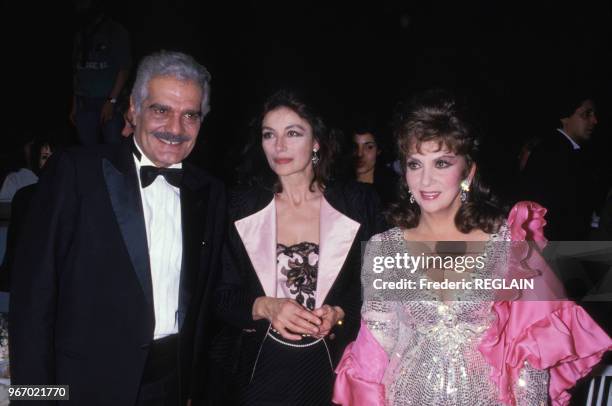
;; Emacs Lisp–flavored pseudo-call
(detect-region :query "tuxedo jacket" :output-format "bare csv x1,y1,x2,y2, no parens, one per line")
9,138,226,405
520,130,594,241
212,181,386,396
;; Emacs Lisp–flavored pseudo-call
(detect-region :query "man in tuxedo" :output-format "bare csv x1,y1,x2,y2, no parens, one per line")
521,94,609,405
521,94,598,241
9,51,226,405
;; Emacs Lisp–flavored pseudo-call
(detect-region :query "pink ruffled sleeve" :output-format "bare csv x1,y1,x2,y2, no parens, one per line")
333,320,388,406
479,201,612,406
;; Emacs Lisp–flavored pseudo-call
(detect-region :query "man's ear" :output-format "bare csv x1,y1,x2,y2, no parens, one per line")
560,117,569,130
129,96,137,119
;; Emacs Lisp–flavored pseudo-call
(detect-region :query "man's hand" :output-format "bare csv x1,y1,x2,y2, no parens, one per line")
121,110,134,137
100,101,114,124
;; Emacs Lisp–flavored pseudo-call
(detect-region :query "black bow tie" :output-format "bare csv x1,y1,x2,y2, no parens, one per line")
140,166,183,188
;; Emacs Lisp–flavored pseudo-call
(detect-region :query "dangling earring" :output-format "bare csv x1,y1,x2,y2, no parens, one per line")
312,149,320,166
460,179,470,203
409,189,415,204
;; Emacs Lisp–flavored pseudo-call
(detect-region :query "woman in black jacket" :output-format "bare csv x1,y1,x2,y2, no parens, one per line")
213,90,384,405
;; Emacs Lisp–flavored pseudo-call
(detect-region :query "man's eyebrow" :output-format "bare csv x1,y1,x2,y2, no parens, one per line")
147,104,201,116
148,103,171,110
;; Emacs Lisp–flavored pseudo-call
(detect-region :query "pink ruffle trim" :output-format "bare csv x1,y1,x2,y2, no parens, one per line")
479,301,612,405
333,320,387,406
479,201,612,405
507,200,547,248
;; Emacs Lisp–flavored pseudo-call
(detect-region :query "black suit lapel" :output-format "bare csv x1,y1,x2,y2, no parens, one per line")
324,183,349,218
102,142,153,307
178,165,210,330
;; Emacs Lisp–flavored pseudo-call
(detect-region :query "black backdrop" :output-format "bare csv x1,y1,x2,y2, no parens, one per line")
3,0,611,199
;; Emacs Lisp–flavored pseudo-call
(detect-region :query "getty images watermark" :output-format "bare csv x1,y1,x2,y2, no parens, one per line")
362,240,612,302
370,251,534,291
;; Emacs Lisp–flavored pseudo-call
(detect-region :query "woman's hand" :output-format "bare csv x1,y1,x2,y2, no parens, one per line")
253,297,321,340
312,305,345,338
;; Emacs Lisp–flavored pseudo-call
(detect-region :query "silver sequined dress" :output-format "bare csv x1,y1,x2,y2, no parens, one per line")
361,226,549,406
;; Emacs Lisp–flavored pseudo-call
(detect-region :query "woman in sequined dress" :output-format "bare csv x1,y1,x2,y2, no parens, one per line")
333,90,611,406
212,90,384,405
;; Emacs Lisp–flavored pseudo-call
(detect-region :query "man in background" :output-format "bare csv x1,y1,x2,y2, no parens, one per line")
70,0,131,145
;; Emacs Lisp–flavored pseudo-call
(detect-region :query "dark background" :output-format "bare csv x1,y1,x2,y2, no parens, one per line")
3,0,611,200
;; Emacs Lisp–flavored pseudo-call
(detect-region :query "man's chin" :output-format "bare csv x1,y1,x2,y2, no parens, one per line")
154,154,186,167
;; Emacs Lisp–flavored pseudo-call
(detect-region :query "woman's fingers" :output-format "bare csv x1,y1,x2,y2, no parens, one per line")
312,304,331,318
268,298,326,338
277,325,302,341
287,320,316,336
288,314,320,335
317,318,333,337
295,307,322,326
280,301,321,330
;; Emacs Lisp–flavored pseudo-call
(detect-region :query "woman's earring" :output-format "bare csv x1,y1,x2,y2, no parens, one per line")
460,179,470,203
409,189,415,204
312,149,320,166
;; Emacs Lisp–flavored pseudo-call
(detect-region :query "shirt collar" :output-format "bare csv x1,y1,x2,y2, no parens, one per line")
556,128,581,150
133,138,183,169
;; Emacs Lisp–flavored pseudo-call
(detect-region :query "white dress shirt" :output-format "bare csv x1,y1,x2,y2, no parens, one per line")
133,141,182,339
557,128,581,150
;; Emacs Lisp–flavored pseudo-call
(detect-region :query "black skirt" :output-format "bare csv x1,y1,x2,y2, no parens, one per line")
239,330,335,406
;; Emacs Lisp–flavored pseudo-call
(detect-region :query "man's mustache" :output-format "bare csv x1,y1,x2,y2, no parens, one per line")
152,132,191,143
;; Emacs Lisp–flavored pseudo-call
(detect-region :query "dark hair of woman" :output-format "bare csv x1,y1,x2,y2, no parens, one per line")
237,89,338,193
387,89,505,234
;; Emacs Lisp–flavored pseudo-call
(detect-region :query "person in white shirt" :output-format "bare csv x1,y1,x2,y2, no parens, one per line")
520,92,598,241
9,51,226,406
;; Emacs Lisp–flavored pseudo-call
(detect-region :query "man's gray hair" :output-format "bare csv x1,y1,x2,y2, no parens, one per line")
131,50,211,119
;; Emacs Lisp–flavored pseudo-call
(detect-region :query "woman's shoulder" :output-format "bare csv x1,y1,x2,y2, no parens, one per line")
491,220,511,241
368,227,404,244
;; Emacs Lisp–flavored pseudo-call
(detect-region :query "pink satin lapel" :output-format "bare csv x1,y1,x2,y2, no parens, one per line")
316,197,361,307
234,200,277,298
234,197,360,305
